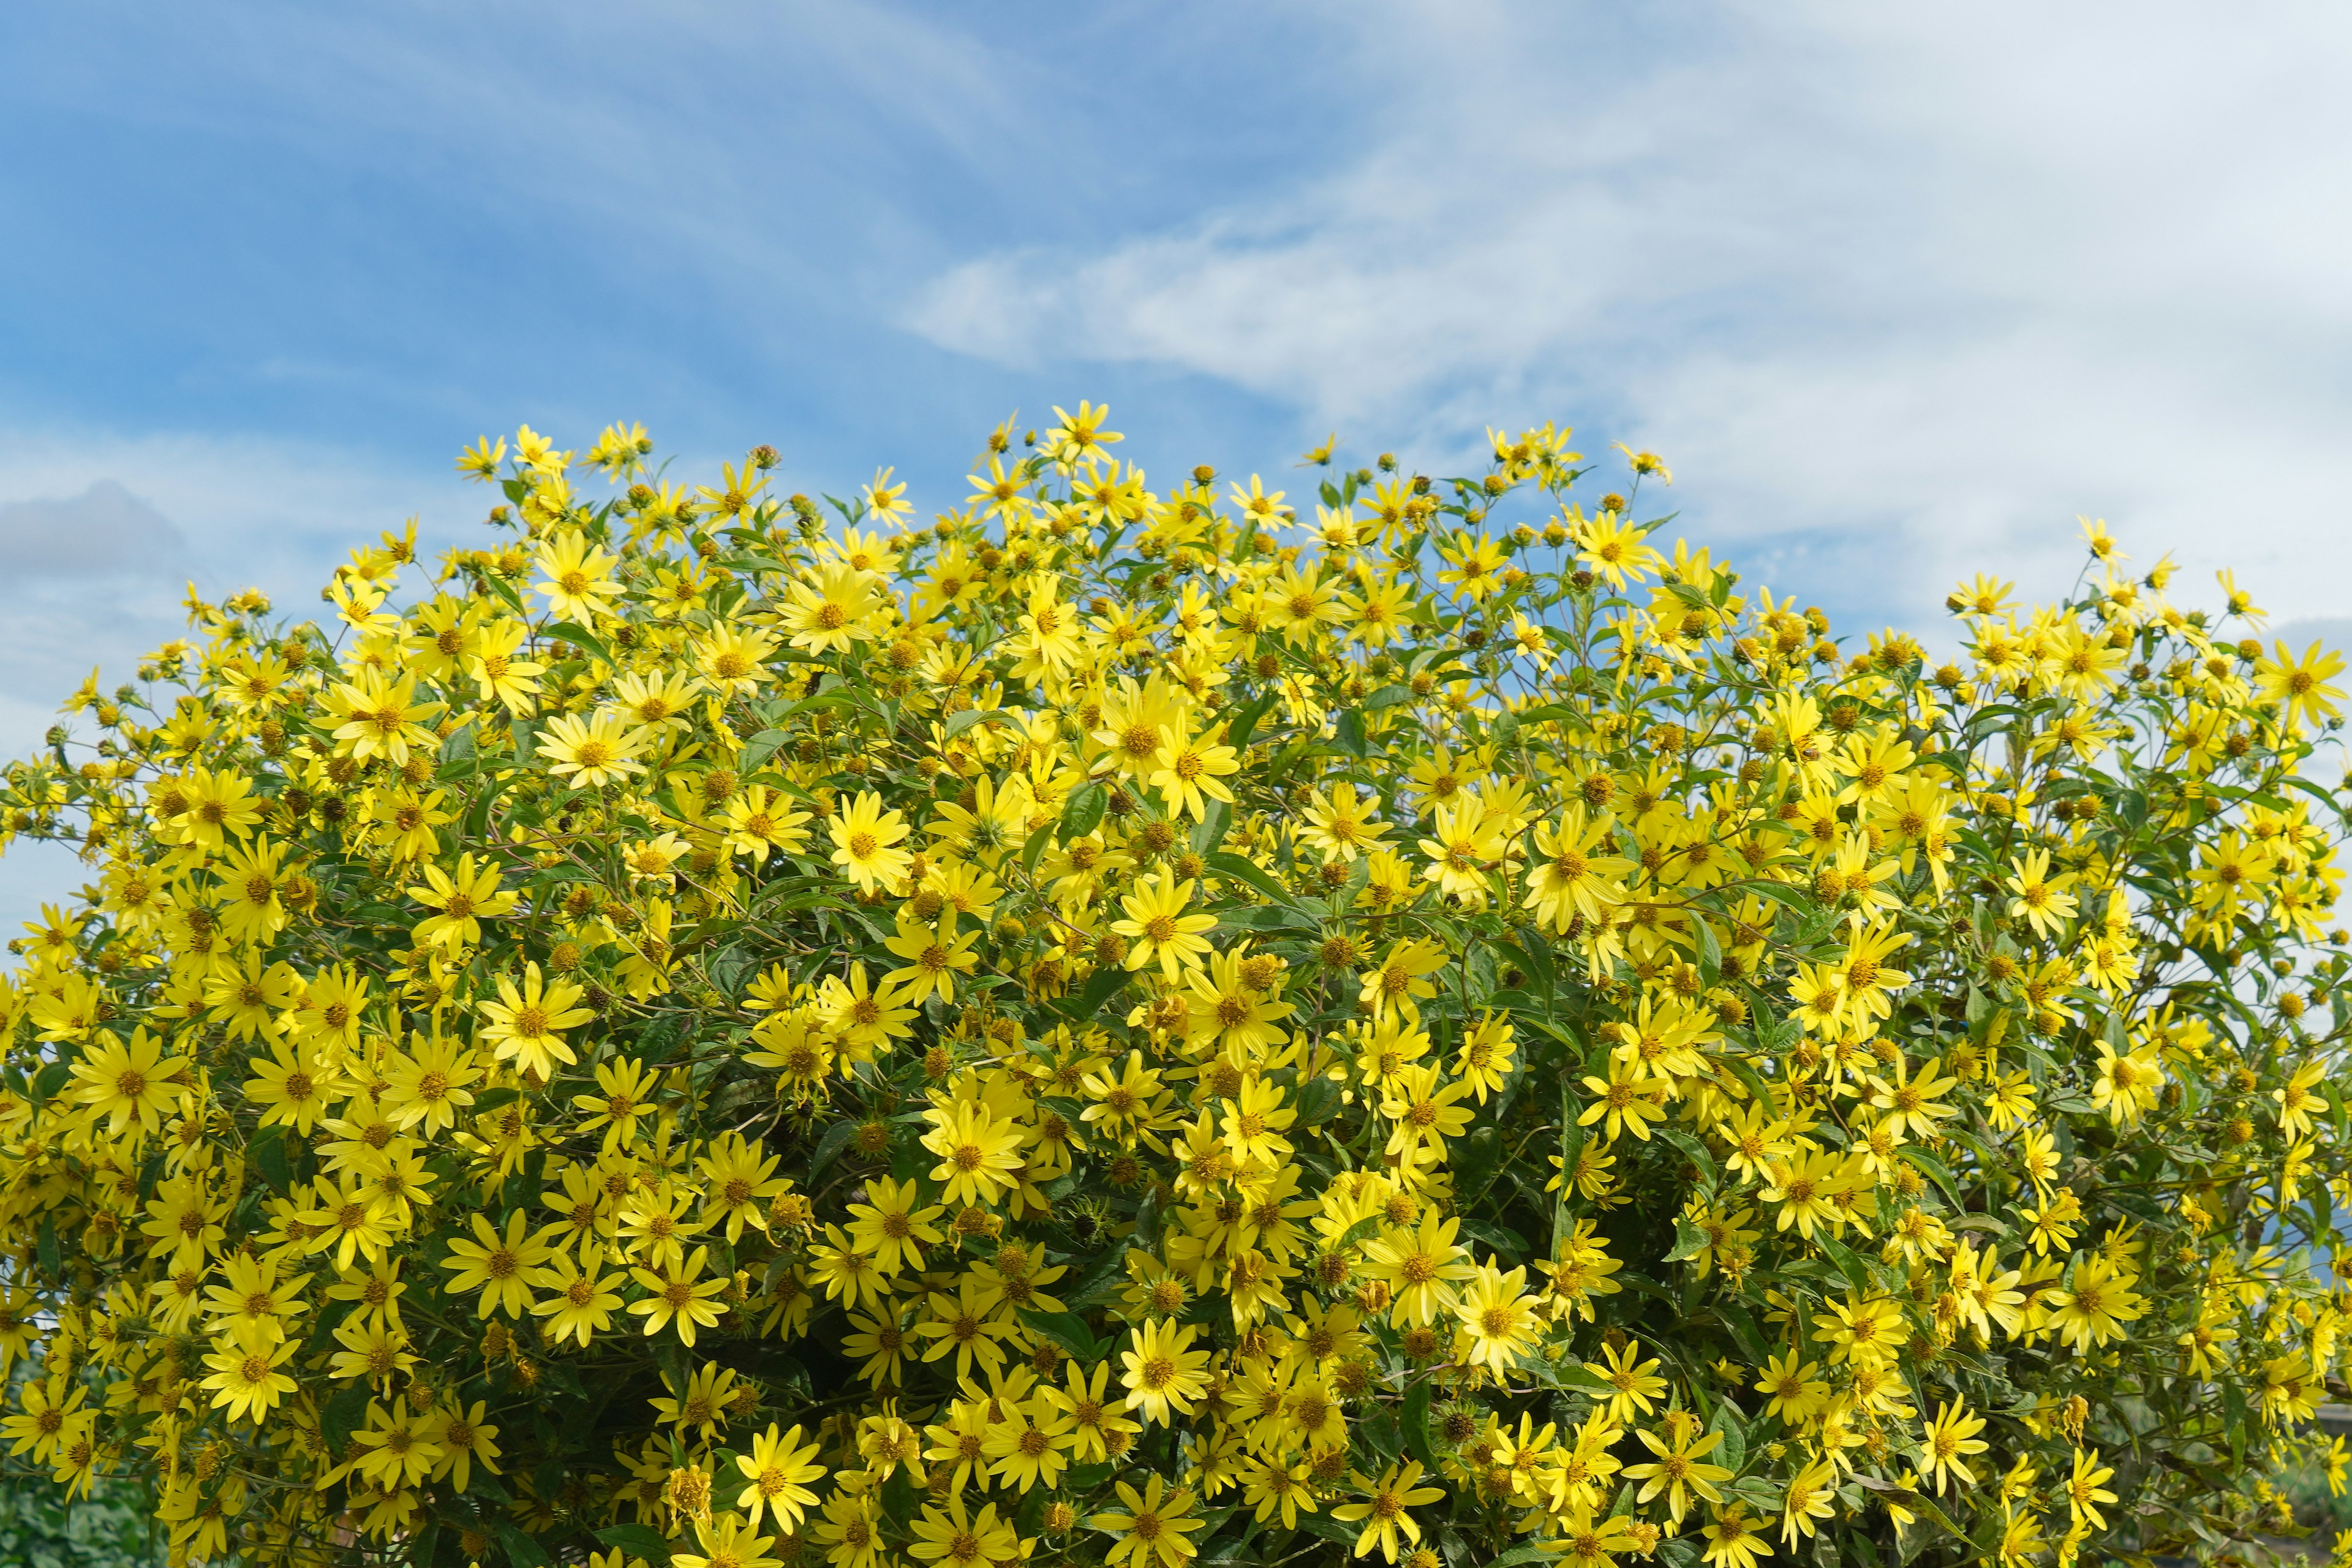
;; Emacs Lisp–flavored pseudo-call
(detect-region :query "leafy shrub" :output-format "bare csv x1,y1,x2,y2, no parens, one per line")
0,410,2347,1568
0,1357,164,1568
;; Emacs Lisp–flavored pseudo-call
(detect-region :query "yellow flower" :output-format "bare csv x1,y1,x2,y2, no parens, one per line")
62,1027,183,1141
1577,1056,1665,1145
1380,1063,1472,1159
1623,1423,1732,1523
533,531,623,622
381,1029,480,1135
723,785,813,865
1329,1460,1445,1562
919,1099,1023,1209
736,1423,826,1532
405,853,519,951
1361,1212,1475,1329
2064,1446,2117,1529
540,709,649,790
1919,1400,1990,1494
883,911,979,1006
477,962,595,1079
2004,847,2079,940
1118,1318,1211,1427
673,1513,782,1568
902,1493,1012,1568
198,1330,297,1425
1452,1264,1539,1372
325,668,443,766
782,565,880,657
440,1210,558,1320
627,1245,729,1346
1148,725,1239,823
1110,867,1218,980
531,1248,622,1347
1356,938,1447,1022
426,1401,503,1495
2042,1254,2147,1351
1754,1350,1831,1424
830,791,913,894
1698,1504,1768,1568
1091,1471,1200,1568
245,1038,346,1136
1589,1338,1668,1422
2255,638,2347,728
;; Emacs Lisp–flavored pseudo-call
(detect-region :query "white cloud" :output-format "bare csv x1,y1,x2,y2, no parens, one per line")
0,481,188,577
0,426,462,598
0,426,470,932
907,0,2352,631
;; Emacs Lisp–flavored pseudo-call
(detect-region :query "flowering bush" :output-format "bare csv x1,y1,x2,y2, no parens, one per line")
0,408,2348,1568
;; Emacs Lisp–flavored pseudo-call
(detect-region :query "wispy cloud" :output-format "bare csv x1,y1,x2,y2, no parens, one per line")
0,425,467,753
908,0,2352,631
0,481,187,578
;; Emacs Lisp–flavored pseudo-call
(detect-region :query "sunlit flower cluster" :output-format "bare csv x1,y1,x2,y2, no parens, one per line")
0,407,2347,1568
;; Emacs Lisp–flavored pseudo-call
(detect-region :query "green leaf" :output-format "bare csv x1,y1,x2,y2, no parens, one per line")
1664,1218,1711,1264
1454,1217,1528,1259
1897,1146,1965,1209
481,572,530,618
1057,963,1129,1023
1223,689,1281,752
1131,1187,1163,1251
1333,707,1368,759
741,728,790,772
1715,1300,1770,1366
1297,1514,1360,1547
31,1060,70,1102
1403,1379,1437,1469
323,1382,372,1456
1498,933,1553,1004
1191,797,1233,856
881,1468,916,1529
1479,1547,1567,1568
250,1124,294,1195
439,720,478,770
1694,916,1722,989
1711,1052,1775,1109
1656,1126,1719,1193
1453,1125,1504,1199
497,1522,554,1568
597,1523,674,1564
1060,782,1106,840
1063,1246,1135,1309
807,1118,864,1181
1812,1230,1871,1294
653,1336,694,1403
946,707,1011,738
1708,1401,1747,1476
1016,1308,1101,1362
1547,1362,1621,1398
1295,1076,1343,1125
1207,851,1300,910
1020,821,1057,878
543,619,612,665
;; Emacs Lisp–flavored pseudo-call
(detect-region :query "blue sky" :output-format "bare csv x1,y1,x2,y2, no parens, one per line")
4,0,2351,924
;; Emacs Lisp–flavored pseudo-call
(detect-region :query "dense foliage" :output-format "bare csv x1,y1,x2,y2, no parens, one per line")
1,1357,163,1568
0,410,2347,1568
